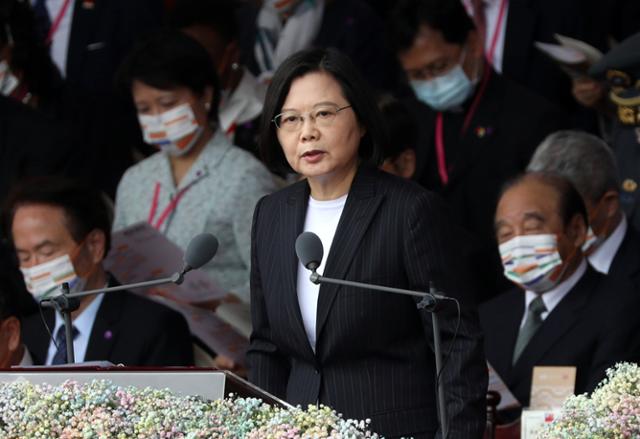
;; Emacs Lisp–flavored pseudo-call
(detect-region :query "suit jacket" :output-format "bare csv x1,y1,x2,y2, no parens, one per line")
608,223,640,287
408,69,568,302
502,0,608,129
480,266,640,409
613,124,640,234
22,278,194,367
247,166,487,439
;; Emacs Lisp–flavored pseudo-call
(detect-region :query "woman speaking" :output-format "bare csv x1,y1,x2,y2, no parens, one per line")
247,48,487,439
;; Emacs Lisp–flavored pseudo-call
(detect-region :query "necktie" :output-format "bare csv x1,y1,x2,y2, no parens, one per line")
51,324,79,365
32,0,52,44
512,295,547,364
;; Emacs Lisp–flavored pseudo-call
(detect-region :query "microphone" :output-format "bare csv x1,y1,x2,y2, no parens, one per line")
295,231,323,271
294,231,453,438
182,233,219,275
294,232,448,305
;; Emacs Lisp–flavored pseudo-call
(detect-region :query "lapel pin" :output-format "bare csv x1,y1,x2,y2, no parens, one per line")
104,330,113,340
82,0,95,9
622,179,638,193
474,126,493,138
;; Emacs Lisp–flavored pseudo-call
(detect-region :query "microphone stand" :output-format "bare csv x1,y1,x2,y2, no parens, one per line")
308,270,450,439
40,271,186,365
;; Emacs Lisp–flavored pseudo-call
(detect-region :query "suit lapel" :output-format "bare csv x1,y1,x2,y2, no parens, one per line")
84,282,122,362
315,166,384,342
510,268,596,380
280,181,315,359
65,0,96,81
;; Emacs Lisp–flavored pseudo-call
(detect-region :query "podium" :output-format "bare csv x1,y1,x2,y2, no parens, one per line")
0,366,290,408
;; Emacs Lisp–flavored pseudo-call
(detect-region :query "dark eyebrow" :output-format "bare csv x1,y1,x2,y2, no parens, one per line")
280,101,341,113
16,240,57,253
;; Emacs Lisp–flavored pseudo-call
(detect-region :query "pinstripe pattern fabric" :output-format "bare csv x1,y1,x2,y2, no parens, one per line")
248,166,487,438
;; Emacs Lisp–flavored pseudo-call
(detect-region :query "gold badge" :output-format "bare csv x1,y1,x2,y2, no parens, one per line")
623,179,638,192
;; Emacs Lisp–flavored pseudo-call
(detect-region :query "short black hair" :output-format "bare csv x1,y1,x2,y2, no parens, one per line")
377,94,417,160
0,281,18,321
500,172,589,228
388,0,475,52
3,177,112,258
259,48,387,173
170,0,238,44
117,28,220,121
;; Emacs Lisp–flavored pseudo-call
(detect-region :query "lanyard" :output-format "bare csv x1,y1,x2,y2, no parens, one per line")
148,181,195,231
486,0,508,66
46,0,73,45
434,64,493,186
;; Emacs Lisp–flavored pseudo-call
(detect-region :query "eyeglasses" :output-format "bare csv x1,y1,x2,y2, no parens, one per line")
273,104,352,131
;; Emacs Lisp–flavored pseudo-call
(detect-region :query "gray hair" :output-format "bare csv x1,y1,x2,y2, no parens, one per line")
526,130,619,203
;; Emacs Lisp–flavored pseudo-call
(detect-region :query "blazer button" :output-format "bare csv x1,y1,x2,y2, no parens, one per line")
314,368,320,374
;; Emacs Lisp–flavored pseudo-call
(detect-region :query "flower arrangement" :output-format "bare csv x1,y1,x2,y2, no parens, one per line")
0,380,380,438
540,362,640,438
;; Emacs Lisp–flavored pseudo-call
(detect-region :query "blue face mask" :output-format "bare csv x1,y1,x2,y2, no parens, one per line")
411,64,475,111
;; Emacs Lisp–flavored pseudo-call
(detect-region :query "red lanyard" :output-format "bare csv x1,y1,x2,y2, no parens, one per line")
434,64,493,186
46,0,74,45
486,0,508,66
148,182,195,230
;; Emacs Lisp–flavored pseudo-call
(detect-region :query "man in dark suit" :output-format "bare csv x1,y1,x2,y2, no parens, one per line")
5,177,194,366
480,172,640,412
388,0,568,302
527,130,640,286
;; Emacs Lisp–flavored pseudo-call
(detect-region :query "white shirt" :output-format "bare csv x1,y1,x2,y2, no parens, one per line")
33,0,75,77
19,347,34,366
521,259,587,328
296,194,347,350
588,216,627,275
462,0,509,72
46,292,105,364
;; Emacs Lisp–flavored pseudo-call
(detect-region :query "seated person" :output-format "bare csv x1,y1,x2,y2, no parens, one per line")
528,130,640,283
480,172,640,415
171,0,266,158
388,0,569,302
0,277,32,367
377,94,418,179
5,177,194,366
113,29,279,305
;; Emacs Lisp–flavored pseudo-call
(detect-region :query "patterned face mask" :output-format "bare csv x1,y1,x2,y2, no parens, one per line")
499,234,565,293
138,103,204,157
20,254,86,300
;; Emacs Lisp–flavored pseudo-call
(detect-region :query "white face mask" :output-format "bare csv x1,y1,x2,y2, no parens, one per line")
499,234,565,293
138,103,204,157
20,254,86,300
0,60,19,96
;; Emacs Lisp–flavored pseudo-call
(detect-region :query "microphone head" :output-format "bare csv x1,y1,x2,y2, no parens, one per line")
295,232,323,271
184,233,219,271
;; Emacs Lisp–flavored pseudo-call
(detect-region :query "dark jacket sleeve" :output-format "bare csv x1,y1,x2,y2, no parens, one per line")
403,191,488,439
246,196,291,398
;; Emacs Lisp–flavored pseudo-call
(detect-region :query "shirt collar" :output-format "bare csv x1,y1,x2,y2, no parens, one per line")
219,69,266,132
525,258,587,316
588,216,627,274
53,292,105,340
19,346,33,366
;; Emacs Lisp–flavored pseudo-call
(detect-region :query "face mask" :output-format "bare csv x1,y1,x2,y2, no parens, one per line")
20,254,86,300
138,103,203,157
411,62,476,111
499,234,565,293
0,60,19,96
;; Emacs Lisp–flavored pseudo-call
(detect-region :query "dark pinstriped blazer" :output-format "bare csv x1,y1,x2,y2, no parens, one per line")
247,165,487,439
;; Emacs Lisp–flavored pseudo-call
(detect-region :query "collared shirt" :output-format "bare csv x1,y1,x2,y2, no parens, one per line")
462,0,509,72
521,259,587,328
46,293,105,364
588,216,628,275
34,0,75,76
112,130,279,302
219,69,266,136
